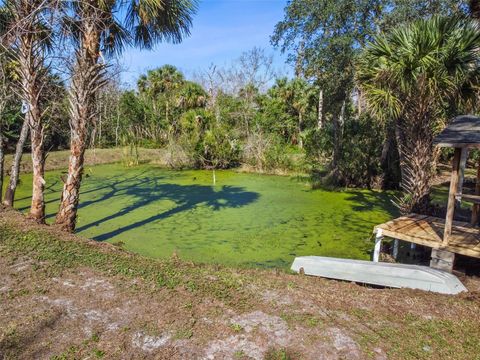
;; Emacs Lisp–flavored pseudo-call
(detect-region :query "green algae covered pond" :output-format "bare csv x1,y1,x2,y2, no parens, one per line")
13,163,397,267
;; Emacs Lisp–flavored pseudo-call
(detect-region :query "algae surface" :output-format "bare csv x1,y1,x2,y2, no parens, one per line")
13,163,397,267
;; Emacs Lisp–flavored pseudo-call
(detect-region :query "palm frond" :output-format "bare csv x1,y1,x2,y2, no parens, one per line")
125,0,198,49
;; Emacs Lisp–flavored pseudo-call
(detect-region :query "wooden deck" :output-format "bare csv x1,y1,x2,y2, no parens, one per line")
375,214,480,258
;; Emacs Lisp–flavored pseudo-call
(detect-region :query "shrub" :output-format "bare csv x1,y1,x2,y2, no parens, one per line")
176,109,240,169
242,132,294,172
197,124,240,168
164,139,195,169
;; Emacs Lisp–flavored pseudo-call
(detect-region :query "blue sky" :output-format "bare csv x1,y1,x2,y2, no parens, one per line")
119,0,291,87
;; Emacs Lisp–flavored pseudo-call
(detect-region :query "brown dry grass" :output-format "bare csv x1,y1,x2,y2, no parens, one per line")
1,207,480,359
3,148,167,174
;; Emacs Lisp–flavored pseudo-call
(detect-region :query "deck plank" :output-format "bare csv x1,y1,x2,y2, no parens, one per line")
401,216,443,242
375,214,429,232
375,214,480,259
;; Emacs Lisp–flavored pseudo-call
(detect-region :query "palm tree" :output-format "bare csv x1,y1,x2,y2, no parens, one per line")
177,81,207,110
0,0,52,222
138,65,185,99
289,78,314,149
0,51,14,203
3,113,28,207
55,0,197,231
357,16,480,213
138,65,185,132
266,77,314,147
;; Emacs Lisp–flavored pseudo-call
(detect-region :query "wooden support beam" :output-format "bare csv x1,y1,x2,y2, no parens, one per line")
458,194,480,204
444,148,467,244
472,159,480,226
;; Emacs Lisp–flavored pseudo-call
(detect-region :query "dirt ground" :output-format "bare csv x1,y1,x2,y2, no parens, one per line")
1,209,480,360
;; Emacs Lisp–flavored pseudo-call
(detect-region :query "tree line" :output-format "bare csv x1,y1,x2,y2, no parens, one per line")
273,0,480,213
0,0,479,232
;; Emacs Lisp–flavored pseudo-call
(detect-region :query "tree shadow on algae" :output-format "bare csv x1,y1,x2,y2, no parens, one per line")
18,170,153,217
76,176,260,242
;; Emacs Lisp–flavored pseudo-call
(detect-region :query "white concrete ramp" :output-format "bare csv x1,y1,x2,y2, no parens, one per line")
291,256,467,295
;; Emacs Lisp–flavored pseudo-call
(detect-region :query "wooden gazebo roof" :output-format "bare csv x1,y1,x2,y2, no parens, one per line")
434,115,480,148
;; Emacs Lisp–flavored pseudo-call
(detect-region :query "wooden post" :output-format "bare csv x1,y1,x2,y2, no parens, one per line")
456,149,469,209
471,159,480,225
392,239,399,260
373,229,383,262
444,147,467,244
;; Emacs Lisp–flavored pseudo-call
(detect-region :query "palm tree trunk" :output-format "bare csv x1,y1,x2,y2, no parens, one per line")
29,106,45,222
55,27,103,232
3,117,29,206
395,115,435,214
55,123,88,231
399,142,434,214
20,44,46,222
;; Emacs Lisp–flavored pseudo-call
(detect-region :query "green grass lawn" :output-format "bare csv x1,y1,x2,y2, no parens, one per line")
11,163,398,267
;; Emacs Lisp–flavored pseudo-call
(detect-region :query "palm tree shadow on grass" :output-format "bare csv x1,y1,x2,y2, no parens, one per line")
17,180,61,211
76,178,260,241
17,170,154,219
59,174,158,221
16,179,60,203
